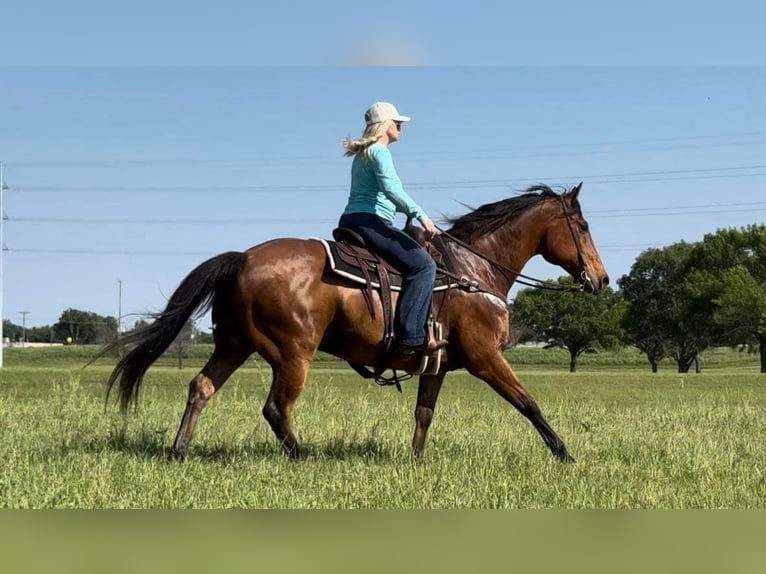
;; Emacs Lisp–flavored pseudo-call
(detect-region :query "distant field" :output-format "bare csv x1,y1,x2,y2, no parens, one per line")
0,346,763,508
2,343,761,371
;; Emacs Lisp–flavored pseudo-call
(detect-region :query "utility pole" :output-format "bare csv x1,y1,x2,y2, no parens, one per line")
117,279,122,335
19,311,30,347
0,161,5,367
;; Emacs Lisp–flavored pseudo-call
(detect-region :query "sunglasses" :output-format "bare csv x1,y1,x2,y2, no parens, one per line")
393,121,402,130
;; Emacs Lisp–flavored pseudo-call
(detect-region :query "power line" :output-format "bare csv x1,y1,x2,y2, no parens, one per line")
9,163,766,193
590,207,766,219
9,217,337,225
2,234,755,258
4,130,766,168
402,131,766,156
7,200,766,226
572,171,766,186
404,139,766,163
589,201,766,214
7,248,214,256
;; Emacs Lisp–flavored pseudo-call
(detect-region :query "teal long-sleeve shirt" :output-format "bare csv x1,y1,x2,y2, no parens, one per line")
342,143,428,223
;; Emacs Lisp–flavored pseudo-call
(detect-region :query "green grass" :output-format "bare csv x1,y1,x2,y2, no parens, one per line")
0,350,763,508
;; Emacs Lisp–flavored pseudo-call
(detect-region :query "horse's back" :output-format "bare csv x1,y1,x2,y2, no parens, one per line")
243,236,325,258
239,237,329,291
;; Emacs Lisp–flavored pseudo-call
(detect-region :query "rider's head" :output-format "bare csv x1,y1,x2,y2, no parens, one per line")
343,102,411,156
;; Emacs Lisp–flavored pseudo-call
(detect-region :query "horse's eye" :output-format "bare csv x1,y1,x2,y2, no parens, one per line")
579,221,589,232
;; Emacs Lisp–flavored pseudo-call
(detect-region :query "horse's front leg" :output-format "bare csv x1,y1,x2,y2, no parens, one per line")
467,351,574,463
411,373,446,463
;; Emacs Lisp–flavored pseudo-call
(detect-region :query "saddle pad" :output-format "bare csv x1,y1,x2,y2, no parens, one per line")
315,238,452,292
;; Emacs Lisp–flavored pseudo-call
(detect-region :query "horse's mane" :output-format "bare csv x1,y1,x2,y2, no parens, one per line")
445,184,566,242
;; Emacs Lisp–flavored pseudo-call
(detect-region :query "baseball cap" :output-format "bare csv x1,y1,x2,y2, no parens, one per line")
364,102,411,126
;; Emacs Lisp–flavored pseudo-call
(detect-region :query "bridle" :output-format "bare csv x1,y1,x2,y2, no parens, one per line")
557,194,591,289
436,193,590,295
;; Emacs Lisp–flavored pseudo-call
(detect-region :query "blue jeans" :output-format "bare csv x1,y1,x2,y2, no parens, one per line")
339,212,436,346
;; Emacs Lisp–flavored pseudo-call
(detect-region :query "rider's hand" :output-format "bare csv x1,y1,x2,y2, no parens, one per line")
421,218,438,240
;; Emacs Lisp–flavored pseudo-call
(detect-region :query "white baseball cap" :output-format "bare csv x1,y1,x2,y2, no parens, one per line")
364,102,411,126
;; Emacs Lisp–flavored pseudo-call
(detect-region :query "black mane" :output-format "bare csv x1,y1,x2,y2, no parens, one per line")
445,184,565,242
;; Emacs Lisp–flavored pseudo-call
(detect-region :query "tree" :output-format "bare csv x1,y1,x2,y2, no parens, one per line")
512,277,625,372
26,325,53,343
2,320,23,343
687,225,766,372
672,267,721,372
618,246,681,372
618,242,713,373
169,319,197,369
195,330,214,344
53,308,118,344
714,266,766,371
3,320,53,343
505,302,533,348
123,317,202,367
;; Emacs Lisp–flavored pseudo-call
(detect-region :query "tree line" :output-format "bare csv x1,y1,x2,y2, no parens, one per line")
3,309,118,345
512,224,766,373
3,309,213,347
5,224,764,373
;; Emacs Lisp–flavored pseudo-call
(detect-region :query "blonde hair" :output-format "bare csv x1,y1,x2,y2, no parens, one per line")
342,120,394,157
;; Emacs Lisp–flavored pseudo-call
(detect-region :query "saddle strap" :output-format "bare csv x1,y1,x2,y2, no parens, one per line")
335,241,377,318
376,264,395,348
369,263,396,381
346,262,405,391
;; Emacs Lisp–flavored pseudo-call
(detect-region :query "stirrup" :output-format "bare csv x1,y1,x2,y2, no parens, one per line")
390,341,424,356
425,338,449,354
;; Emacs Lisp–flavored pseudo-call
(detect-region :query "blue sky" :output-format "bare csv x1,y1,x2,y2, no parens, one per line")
1,2,765,331
2,66,764,330
3,1,765,65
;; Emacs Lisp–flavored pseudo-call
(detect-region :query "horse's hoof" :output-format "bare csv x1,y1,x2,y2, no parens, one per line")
285,447,303,461
169,448,187,461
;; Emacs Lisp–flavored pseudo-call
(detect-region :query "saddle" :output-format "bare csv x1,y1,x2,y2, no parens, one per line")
319,220,457,388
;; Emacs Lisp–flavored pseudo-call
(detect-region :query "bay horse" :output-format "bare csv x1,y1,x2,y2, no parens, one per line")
100,183,608,463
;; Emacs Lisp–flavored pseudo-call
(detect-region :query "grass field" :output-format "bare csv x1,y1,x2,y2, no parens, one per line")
0,347,763,508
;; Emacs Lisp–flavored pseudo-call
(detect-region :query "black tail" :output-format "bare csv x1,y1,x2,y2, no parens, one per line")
95,251,247,412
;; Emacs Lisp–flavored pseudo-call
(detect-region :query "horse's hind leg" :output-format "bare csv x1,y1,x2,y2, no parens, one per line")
467,352,574,463
411,373,446,463
171,346,250,459
262,357,311,459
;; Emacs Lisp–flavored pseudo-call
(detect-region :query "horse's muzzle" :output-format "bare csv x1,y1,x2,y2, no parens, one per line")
581,271,609,293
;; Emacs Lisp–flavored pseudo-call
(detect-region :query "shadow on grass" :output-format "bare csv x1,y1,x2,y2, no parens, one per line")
72,428,402,463
189,437,399,463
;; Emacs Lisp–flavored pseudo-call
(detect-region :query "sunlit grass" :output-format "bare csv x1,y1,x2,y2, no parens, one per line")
0,363,763,508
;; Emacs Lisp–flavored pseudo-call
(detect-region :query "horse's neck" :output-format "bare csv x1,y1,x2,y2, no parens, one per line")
448,211,545,296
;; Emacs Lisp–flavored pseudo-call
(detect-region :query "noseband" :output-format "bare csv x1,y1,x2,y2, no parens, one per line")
557,195,591,290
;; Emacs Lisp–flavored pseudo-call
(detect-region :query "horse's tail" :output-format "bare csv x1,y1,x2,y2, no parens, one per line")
95,251,247,412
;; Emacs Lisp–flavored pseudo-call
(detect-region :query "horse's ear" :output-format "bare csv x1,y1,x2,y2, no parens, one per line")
569,181,583,201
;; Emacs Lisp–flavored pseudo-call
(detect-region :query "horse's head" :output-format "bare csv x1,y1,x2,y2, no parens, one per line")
538,183,609,293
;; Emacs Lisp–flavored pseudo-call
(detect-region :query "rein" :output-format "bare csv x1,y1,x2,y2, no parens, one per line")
435,195,587,294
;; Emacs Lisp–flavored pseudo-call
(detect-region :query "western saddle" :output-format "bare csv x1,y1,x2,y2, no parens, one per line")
325,220,455,389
